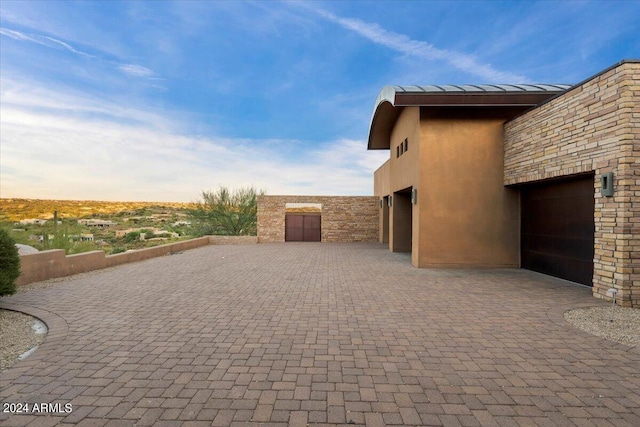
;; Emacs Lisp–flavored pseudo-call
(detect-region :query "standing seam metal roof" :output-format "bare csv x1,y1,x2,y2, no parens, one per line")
368,83,572,150
391,84,572,93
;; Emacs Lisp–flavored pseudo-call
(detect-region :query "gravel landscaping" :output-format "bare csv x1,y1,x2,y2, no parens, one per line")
0,309,46,372
564,305,640,348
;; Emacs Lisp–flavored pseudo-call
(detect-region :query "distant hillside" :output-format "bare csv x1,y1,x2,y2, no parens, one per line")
0,198,194,221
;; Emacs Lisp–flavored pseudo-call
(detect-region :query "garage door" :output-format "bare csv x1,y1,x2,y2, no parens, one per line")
285,214,321,242
521,175,594,286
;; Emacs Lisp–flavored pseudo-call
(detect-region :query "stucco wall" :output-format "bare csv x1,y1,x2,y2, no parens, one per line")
17,237,211,286
372,108,421,258
389,107,421,261
16,236,256,286
504,60,640,307
208,236,257,245
257,196,378,243
419,117,520,268
389,107,421,193
373,108,521,268
373,160,391,198
374,160,391,245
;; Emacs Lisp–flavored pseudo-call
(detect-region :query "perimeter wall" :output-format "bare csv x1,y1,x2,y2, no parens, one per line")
16,236,256,286
257,196,378,243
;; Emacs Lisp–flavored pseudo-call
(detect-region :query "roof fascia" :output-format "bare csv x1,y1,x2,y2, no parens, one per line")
367,89,565,150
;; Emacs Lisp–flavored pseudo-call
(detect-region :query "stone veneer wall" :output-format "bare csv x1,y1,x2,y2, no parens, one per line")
257,196,379,243
504,60,640,307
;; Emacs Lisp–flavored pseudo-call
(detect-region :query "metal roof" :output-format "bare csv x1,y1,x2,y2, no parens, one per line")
391,84,572,93
368,83,572,150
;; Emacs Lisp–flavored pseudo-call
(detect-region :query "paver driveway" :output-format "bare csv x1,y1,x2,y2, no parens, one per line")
1,243,638,427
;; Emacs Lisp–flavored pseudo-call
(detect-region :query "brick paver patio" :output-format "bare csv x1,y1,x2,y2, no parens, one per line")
1,243,638,426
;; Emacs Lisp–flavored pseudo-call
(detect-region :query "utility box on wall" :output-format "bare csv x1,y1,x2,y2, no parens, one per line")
601,172,614,197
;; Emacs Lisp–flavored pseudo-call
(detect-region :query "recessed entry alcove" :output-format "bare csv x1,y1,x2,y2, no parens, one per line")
285,203,322,242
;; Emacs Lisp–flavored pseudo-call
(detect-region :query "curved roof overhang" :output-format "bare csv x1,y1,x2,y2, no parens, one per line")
368,84,572,150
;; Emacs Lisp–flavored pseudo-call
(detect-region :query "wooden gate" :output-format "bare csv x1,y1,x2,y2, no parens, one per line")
285,213,321,242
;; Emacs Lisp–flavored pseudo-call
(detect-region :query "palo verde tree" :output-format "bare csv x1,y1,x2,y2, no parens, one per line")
188,186,265,236
0,228,21,296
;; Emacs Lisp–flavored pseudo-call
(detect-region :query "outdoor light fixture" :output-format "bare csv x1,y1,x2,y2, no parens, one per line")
601,172,614,197
387,196,392,207
379,199,383,208
411,188,418,204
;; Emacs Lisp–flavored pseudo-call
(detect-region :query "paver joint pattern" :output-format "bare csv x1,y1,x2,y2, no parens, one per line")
1,243,638,426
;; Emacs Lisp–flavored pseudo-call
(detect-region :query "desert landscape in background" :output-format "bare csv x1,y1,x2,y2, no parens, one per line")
0,198,193,222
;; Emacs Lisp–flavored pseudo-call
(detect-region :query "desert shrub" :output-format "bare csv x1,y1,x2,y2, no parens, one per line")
68,241,99,255
188,186,265,236
0,229,21,296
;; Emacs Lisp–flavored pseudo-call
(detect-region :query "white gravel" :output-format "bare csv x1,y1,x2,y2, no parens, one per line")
564,306,640,348
0,309,46,371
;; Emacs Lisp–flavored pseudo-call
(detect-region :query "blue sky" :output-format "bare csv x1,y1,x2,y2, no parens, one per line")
1,0,638,202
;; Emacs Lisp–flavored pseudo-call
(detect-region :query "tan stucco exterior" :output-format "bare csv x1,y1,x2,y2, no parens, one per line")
418,117,519,267
370,60,639,307
374,109,520,268
15,236,255,286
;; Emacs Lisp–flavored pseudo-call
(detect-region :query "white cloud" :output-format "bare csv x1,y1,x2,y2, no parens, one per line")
0,27,159,81
0,27,36,42
1,27,96,58
1,79,173,132
0,78,387,202
307,7,530,83
118,64,156,78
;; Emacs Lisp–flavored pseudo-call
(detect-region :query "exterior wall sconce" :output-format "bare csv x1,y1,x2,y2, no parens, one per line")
411,188,418,204
379,199,383,208
601,172,614,197
387,196,392,207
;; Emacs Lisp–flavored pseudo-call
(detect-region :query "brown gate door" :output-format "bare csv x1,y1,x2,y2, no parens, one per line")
521,175,594,286
285,214,321,242
285,214,304,241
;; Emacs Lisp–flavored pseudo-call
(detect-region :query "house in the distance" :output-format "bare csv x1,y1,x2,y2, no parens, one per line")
78,219,116,227
369,60,639,307
18,218,48,225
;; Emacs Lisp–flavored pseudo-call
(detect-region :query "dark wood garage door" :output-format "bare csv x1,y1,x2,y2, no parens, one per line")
521,175,595,286
285,214,321,242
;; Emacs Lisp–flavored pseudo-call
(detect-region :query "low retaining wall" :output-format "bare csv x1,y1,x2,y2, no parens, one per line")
209,236,257,245
16,236,256,286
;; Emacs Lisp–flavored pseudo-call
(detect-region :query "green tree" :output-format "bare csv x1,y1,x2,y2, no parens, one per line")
188,186,264,236
0,229,21,296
